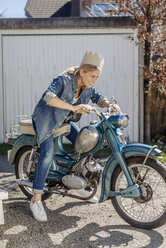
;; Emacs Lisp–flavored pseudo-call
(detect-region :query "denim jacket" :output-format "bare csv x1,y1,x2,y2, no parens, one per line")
32,73,107,145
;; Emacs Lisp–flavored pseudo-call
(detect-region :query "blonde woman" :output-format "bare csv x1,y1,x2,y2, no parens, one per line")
31,52,120,221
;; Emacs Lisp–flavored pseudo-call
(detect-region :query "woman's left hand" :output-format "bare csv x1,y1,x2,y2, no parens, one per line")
110,104,121,114
102,100,121,114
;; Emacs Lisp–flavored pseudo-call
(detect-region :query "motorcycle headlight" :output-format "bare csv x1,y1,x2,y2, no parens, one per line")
118,115,130,128
108,114,130,129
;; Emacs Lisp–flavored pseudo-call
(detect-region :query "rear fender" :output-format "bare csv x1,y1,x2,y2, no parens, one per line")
8,135,34,165
99,143,161,202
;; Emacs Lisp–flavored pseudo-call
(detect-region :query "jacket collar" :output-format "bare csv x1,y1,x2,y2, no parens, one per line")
73,74,78,93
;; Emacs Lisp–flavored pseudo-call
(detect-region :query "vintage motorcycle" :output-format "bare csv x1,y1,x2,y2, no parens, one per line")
7,106,166,229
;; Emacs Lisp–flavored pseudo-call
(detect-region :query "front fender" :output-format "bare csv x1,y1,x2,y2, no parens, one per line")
122,143,162,158
9,135,34,165
99,143,161,203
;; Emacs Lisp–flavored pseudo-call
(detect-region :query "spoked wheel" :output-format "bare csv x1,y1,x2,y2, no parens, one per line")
111,157,166,229
15,146,52,201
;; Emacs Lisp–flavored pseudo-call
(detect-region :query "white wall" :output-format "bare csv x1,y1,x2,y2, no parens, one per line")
0,28,141,143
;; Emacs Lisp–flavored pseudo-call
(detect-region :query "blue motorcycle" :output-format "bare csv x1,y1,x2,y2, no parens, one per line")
7,107,166,229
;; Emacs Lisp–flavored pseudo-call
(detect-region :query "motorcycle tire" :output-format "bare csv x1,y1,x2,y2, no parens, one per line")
15,146,52,201
111,156,166,229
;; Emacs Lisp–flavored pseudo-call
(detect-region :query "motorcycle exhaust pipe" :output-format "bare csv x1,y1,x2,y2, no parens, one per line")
16,179,98,201
16,179,62,195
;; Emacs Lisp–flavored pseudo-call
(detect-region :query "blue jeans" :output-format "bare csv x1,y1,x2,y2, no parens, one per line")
33,121,80,194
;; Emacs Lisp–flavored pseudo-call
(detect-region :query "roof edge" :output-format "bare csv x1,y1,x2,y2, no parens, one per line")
0,17,136,29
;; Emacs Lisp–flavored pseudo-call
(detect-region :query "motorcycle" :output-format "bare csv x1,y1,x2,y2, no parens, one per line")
6,105,166,229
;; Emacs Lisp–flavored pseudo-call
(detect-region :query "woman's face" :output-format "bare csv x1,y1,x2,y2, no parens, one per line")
80,69,101,88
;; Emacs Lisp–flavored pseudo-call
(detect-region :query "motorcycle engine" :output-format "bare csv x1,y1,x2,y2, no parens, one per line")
62,157,103,190
62,174,87,189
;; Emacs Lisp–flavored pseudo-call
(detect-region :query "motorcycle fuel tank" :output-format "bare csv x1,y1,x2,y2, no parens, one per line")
75,126,99,153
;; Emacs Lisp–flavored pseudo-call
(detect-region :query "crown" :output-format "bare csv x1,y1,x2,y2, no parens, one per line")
80,51,104,70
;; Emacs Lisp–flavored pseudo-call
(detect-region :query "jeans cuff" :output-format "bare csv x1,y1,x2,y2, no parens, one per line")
33,188,44,194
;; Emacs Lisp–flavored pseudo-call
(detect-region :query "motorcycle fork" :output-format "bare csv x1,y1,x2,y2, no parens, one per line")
105,127,141,198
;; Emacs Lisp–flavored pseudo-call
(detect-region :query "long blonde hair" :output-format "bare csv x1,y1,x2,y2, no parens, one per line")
60,64,100,75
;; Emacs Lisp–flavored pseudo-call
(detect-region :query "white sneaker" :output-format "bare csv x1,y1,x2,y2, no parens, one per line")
75,189,98,203
30,199,47,221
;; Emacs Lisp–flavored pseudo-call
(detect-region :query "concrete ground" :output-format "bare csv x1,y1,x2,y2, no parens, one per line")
0,155,166,248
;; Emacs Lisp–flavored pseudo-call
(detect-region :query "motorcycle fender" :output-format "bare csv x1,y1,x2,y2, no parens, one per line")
122,143,162,158
8,135,34,165
99,143,161,203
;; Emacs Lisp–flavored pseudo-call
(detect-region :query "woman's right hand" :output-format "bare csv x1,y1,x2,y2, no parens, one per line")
72,104,94,114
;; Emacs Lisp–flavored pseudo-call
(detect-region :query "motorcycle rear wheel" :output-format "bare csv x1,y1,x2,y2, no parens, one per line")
15,146,52,201
111,156,166,229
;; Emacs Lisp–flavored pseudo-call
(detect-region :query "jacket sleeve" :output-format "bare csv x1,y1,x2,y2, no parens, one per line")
91,86,108,108
43,76,64,103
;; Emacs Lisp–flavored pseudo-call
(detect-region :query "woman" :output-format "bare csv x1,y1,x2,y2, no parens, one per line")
30,51,120,221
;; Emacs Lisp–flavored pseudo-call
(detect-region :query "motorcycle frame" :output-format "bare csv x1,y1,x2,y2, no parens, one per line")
8,113,161,203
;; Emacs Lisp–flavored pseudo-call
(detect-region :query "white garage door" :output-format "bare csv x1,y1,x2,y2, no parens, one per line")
0,28,139,143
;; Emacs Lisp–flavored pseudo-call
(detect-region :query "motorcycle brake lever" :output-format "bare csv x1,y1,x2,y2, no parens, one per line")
90,108,102,118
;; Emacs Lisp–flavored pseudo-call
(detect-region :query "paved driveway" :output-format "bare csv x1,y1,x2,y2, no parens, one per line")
0,155,166,248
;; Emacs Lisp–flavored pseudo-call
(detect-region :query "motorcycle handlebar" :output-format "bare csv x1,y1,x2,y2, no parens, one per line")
75,105,121,118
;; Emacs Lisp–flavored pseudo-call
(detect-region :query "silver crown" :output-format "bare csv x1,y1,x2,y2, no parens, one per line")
80,51,104,70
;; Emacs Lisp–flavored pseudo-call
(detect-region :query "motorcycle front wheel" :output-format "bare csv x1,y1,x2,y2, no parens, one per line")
111,156,166,229
15,146,52,201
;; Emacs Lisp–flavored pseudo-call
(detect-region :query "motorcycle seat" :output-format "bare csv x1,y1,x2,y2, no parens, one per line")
19,119,71,138
19,119,35,135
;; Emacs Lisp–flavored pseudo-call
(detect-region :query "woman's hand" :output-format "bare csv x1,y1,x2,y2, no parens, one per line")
102,100,121,114
109,104,121,114
72,104,94,114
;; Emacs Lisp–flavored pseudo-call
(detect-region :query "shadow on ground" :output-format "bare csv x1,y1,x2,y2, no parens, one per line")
0,199,164,248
